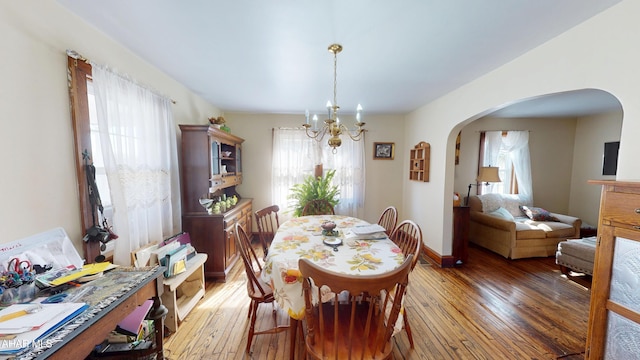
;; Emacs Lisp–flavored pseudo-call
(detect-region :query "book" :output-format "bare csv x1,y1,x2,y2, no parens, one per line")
49,262,113,286
150,241,180,266
115,299,153,337
351,224,387,235
0,302,88,355
162,245,190,278
344,231,388,240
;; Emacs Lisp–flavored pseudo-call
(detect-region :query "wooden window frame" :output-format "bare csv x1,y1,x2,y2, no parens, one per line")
67,56,101,263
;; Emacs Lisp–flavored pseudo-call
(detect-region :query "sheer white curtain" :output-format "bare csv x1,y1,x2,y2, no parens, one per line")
272,128,365,220
503,131,533,204
272,128,320,222
482,130,533,204
321,133,366,218
91,63,180,265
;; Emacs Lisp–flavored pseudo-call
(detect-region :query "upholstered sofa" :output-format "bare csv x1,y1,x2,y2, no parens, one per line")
468,194,581,259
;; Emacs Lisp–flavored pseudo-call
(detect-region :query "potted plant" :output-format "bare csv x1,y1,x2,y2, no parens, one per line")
288,170,340,217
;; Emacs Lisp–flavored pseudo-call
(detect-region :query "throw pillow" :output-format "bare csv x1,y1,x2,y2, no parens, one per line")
478,193,503,213
488,207,515,221
519,205,560,222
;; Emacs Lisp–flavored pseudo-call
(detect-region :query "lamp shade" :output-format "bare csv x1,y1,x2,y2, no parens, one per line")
476,166,501,183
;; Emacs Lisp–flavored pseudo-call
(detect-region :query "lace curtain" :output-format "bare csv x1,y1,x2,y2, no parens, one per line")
272,128,365,221
91,63,180,265
482,130,533,204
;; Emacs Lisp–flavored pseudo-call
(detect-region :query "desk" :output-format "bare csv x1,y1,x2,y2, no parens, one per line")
262,215,404,320
20,267,164,360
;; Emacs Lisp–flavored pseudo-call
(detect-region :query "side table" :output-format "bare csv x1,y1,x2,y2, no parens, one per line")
162,253,208,333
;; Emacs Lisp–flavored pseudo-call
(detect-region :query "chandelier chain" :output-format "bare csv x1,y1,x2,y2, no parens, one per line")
333,50,338,111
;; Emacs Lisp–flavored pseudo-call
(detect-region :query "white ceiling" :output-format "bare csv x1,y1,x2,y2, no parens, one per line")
56,0,623,117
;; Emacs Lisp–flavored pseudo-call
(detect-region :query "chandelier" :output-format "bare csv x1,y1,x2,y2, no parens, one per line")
302,44,365,153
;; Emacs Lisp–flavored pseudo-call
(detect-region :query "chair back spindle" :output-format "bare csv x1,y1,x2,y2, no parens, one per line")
377,206,398,236
389,220,422,270
254,205,280,258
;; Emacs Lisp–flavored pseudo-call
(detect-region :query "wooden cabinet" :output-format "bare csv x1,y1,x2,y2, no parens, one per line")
178,124,252,282
208,126,243,193
182,198,252,281
452,206,470,266
586,180,640,359
409,141,430,182
179,125,245,215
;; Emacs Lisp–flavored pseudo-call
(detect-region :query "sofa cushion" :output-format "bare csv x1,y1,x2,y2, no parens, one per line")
515,221,547,239
516,218,575,239
557,237,596,261
478,193,523,217
502,195,525,217
520,205,560,222
478,193,504,213
488,207,515,221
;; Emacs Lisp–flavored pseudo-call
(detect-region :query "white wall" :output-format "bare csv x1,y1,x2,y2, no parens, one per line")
405,0,640,256
0,2,221,256
570,111,623,226
225,113,406,226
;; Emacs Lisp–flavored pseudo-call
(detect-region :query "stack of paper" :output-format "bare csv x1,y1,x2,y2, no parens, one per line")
0,302,88,355
351,224,386,235
48,262,113,287
346,224,388,240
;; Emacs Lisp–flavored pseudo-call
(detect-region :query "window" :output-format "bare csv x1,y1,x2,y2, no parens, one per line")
67,54,179,265
271,128,365,220
479,130,533,203
87,81,113,217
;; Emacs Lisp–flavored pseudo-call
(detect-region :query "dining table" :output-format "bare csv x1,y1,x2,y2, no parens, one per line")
261,214,407,358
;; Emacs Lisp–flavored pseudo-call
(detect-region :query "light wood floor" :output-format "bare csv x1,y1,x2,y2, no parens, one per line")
163,244,591,360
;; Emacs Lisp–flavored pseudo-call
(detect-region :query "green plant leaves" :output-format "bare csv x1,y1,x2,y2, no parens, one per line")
287,170,340,217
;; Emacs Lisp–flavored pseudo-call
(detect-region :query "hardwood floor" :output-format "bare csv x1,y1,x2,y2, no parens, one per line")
163,244,591,360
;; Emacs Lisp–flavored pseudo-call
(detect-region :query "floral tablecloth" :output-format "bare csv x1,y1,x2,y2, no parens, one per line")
261,215,405,320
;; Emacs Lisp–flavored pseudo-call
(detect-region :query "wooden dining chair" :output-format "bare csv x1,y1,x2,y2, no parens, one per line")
388,219,423,348
234,223,289,354
299,254,413,360
301,199,335,216
377,206,398,236
254,204,280,259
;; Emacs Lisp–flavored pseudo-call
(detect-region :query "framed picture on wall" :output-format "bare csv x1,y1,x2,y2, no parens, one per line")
374,142,395,160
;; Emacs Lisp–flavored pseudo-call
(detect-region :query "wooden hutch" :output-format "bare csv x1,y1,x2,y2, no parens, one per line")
179,125,252,282
585,180,640,359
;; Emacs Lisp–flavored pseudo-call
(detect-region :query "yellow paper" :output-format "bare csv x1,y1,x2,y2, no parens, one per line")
49,262,112,286
172,259,186,275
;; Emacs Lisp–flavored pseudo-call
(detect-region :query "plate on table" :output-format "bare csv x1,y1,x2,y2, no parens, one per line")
323,238,342,246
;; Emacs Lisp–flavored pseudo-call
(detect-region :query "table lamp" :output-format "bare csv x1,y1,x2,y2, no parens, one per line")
465,166,502,205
